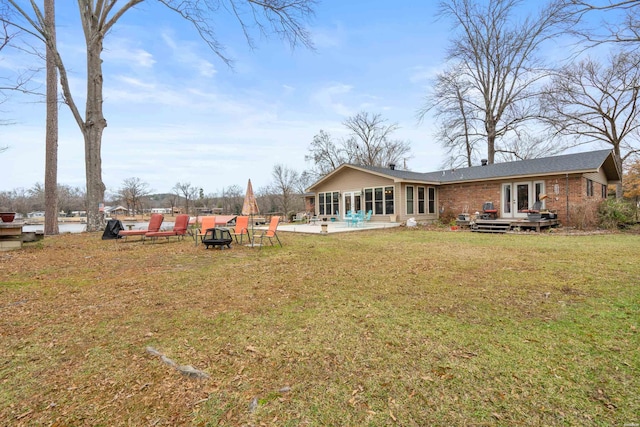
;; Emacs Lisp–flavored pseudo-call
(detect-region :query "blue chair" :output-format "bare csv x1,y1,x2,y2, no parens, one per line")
353,210,365,227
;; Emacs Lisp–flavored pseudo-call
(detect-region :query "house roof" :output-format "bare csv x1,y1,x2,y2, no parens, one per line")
307,149,621,191
425,149,621,183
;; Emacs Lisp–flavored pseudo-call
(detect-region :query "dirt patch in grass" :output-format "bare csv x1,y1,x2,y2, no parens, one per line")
1,229,638,425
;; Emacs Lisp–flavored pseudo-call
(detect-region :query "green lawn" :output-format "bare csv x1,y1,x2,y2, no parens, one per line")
0,228,638,426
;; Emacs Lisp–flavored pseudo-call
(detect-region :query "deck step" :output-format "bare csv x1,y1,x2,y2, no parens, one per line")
472,222,510,233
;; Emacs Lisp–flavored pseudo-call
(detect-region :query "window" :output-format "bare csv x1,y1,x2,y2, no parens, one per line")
318,192,339,216
602,184,608,199
363,186,395,215
406,186,414,215
365,188,373,213
418,187,426,214
385,186,394,214
503,184,512,214
586,179,594,197
428,187,435,214
374,187,383,214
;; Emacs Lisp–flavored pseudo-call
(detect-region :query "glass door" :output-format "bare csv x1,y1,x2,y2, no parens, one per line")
515,183,531,218
502,182,531,218
343,191,362,219
501,183,512,217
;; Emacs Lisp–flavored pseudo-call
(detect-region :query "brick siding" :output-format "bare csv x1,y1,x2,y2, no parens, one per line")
438,173,606,226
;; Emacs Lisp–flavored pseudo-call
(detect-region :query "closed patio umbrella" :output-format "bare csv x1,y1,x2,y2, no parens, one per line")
242,179,260,245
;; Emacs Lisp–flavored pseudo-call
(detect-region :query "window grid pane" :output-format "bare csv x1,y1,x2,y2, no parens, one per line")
406,186,414,215
418,187,426,214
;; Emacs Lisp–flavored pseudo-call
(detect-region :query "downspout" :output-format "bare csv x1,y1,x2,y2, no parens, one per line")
566,173,570,225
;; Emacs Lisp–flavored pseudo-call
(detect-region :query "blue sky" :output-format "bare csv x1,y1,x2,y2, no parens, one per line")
0,1,563,196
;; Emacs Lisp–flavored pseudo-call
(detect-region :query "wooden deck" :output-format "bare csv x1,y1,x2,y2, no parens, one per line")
456,218,560,233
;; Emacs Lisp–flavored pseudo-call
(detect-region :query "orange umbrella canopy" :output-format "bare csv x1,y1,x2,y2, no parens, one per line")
242,179,260,216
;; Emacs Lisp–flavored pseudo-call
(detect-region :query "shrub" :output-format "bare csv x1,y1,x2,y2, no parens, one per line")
598,198,636,229
568,200,600,230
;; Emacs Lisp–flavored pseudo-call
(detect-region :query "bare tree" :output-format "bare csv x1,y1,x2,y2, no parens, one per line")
270,164,304,219
118,177,152,215
496,131,568,162
57,184,85,215
306,113,412,179
173,182,198,215
565,0,640,47
343,112,412,168
2,0,316,231
219,185,243,214
540,50,640,197
304,130,351,179
43,0,57,235
436,0,571,164
418,63,483,168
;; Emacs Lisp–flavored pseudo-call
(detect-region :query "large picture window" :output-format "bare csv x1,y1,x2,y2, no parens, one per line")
364,186,395,215
318,191,339,216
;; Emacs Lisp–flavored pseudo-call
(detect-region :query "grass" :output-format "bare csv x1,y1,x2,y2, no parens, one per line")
0,227,638,426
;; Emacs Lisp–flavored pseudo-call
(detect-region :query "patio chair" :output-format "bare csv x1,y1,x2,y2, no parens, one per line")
350,210,364,227
145,214,190,243
117,213,164,241
355,210,371,227
482,202,498,219
194,216,217,245
255,216,282,249
230,215,250,244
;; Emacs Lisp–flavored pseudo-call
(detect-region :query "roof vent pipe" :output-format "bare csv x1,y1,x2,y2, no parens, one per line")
481,159,488,166
389,163,396,170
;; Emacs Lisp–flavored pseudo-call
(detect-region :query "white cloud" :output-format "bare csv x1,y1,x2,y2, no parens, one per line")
311,23,347,49
310,83,354,116
160,30,217,78
103,43,156,68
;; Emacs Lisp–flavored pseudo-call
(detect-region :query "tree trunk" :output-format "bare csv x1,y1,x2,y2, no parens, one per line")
84,34,107,232
614,145,623,199
486,120,496,164
44,0,59,235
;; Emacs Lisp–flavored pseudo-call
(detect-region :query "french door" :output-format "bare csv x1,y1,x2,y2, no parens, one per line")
343,191,362,219
501,182,531,218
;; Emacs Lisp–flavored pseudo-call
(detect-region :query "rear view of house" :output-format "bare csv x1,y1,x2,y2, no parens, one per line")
306,149,621,227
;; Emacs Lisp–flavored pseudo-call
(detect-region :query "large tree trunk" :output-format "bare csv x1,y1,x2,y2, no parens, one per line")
44,0,59,235
614,145,623,199
486,120,496,164
83,33,107,232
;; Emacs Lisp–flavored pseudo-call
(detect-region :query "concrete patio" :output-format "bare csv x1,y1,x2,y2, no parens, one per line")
268,220,402,234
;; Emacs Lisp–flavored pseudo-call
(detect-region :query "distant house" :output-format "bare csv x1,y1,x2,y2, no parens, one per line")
105,206,129,216
151,208,172,214
27,211,45,218
305,149,621,226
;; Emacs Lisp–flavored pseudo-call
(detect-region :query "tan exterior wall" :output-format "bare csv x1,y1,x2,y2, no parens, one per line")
398,183,438,223
318,168,395,190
